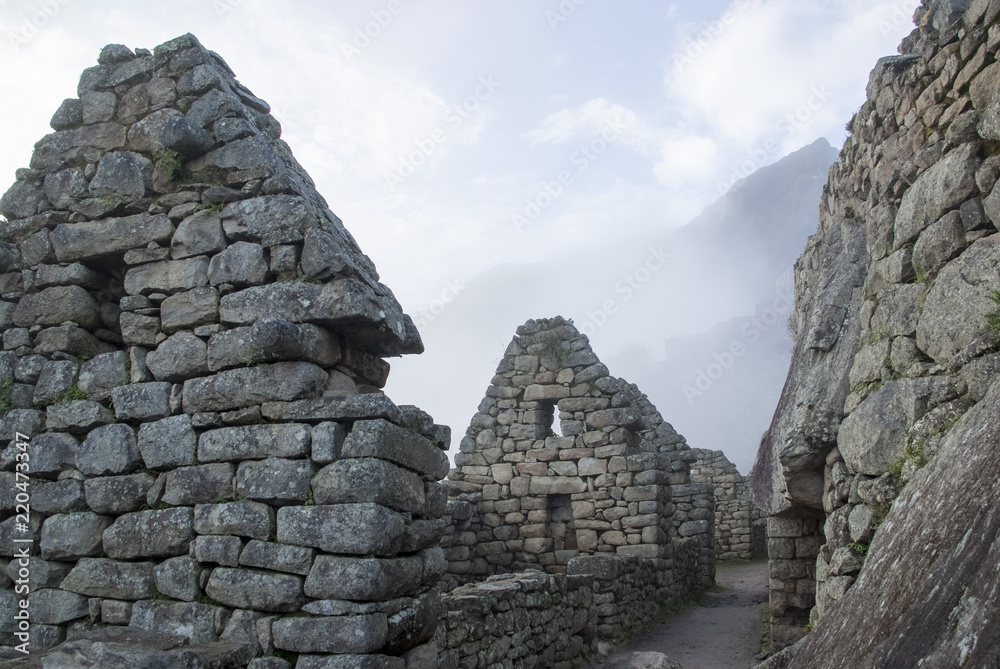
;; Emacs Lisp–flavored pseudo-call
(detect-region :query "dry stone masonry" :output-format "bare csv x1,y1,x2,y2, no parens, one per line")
436,548,700,669
689,449,766,561
752,1,1000,665
442,317,715,644
0,34,454,668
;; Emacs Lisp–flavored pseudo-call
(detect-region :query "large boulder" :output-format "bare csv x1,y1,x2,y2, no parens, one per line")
773,380,1000,667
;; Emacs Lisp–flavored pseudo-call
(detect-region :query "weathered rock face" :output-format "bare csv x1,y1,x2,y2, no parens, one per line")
443,316,715,604
0,34,444,666
751,0,1000,660
772,380,1000,668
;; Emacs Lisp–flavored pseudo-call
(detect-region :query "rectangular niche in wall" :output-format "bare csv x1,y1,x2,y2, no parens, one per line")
550,493,577,551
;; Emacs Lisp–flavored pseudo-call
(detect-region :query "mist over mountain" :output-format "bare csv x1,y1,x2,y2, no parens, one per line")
387,138,838,473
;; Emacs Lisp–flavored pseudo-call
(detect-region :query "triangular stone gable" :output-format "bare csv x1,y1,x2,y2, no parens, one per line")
447,316,710,578
1,33,421,372
0,34,447,664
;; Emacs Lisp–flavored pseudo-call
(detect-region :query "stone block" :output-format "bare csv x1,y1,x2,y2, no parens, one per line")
111,382,173,421
26,432,78,478
262,393,404,424
45,401,114,433
623,485,660,502
236,458,313,505
50,213,174,263
218,194,313,246
123,257,210,295
277,504,404,556
894,142,979,249
40,512,111,560
100,599,134,625
578,457,608,476
171,210,227,259
208,241,268,286
917,235,1000,363
768,516,803,538
60,558,155,599
129,600,229,644
161,463,234,505
238,540,315,575
304,555,422,601
77,351,129,402
197,423,310,462
586,408,641,429
120,312,161,346
84,473,156,515
206,567,305,612
342,419,449,480
145,331,209,382
194,535,243,566
182,361,327,413
28,588,89,625
160,287,219,332
31,479,87,515
154,555,202,602
678,520,710,537
271,614,388,654
617,544,663,559
88,149,151,198
5,558,71,591
839,377,954,475
207,320,341,371
311,421,347,464
77,423,141,476
524,384,571,401
194,501,275,540
528,476,587,494
15,285,101,330
138,414,198,470
312,458,425,513
103,508,194,559
32,361,78,408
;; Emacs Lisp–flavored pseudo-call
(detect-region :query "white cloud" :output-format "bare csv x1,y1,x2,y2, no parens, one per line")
654,135,719,184
523,98,643,146
664,0,921,153
517,0,920,201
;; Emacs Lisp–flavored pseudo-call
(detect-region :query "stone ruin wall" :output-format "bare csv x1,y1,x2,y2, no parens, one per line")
0,36,723,669
751,0,1000,654
437,548,701,669
441,317,716,658
689,449,766,561
0,34,457,668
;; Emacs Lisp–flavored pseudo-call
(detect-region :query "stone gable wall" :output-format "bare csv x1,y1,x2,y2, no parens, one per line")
436,317,715,667
447,317,714,591
0,34,448,668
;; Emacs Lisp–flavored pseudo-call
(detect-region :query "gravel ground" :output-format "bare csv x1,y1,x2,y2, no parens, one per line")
590,559,770,669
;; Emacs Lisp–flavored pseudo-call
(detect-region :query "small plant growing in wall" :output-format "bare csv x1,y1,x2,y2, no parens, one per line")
538,333,567,367
849,541,870,557
153,149,191,183
986,290,1000,342
58,384,88,402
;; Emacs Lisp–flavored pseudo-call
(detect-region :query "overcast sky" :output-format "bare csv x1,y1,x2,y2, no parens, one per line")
0,0,920,468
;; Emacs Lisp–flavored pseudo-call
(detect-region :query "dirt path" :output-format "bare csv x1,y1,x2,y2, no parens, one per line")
592,560,770,669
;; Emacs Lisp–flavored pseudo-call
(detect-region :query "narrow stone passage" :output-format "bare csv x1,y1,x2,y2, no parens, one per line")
593,560,770,669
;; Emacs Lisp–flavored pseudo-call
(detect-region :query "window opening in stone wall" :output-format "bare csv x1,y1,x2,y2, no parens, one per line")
550,494,577,551
544,401,564,436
